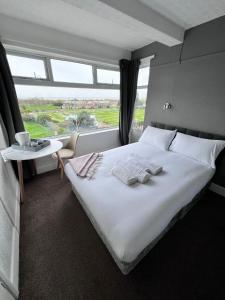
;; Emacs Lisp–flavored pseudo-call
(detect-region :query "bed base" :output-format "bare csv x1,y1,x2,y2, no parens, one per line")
71,184,209,275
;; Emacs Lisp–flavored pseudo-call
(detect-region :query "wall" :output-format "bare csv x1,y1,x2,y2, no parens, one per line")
36,129,120,174
0,121,20,299
132,15,225,136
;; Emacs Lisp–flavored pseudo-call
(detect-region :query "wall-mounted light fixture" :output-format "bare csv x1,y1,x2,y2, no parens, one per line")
163,102,172,110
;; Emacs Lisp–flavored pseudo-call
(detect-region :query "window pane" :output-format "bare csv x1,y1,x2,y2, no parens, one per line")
137,66,150,87
133,88,148,125
97,69,120,84
7,54,46,79
15,85,119,138
51,59,93,84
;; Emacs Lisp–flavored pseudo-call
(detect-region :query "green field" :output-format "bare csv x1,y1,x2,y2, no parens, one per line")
24,121,54,139
20,104,145,138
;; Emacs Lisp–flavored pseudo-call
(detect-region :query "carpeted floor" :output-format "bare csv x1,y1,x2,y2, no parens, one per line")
19,171,225,300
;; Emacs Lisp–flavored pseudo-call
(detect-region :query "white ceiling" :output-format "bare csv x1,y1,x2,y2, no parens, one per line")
0,0,224,52
140,0,225,29
0,0,156,50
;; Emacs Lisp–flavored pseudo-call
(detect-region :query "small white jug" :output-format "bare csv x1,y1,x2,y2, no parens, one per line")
15,131,30,146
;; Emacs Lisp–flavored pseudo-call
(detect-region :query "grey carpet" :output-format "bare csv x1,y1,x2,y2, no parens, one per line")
19,171,225,300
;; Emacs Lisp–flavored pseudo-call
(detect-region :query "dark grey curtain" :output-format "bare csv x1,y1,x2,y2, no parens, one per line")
119,59,140,145
0,42,24,144
0,42,32,179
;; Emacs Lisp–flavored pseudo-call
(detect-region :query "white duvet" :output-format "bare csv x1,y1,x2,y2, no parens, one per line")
65,142,214,263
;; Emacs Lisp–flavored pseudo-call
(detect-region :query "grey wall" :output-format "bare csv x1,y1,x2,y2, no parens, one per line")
132,15,225,136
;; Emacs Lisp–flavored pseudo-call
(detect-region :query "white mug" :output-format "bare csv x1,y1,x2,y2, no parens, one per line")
15,131,30,146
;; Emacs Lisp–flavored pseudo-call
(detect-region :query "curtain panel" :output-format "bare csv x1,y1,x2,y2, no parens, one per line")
0,43,24,144
119,59,140,145
0,42,32,179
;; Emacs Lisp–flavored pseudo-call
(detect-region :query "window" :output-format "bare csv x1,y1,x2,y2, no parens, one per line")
7,52,120,138
51,59,93,84
15,85,119,138
7,54,46,79
133,64,150,126
97,69,120,84
137,66,149,87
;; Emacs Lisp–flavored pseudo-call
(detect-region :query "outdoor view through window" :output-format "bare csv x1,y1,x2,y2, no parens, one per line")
7,54,149,138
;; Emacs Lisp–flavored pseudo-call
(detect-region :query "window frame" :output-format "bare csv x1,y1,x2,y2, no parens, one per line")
7,52,48,80
96,67,120,85
7,50,120,90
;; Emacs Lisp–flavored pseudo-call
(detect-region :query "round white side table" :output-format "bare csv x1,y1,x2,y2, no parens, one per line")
2,140,62,203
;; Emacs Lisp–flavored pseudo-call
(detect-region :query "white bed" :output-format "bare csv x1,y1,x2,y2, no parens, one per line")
65,142,214,273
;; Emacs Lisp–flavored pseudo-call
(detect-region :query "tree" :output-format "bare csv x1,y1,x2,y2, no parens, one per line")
77,111,96,128
66,111,97,131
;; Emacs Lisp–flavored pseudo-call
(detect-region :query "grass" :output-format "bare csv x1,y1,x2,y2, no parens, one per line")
21,105,145,138
24,122,54,139
20,104,58,113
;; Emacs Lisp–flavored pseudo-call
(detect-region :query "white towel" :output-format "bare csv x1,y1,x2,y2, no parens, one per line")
143,163,162,175
111,154,163,185
112,159,151,185
136,170,151,184
111,165,138,185
122,159,151,183
128,154,163,175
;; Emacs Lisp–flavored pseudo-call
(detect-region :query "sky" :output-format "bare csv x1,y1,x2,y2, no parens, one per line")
8,54,149,100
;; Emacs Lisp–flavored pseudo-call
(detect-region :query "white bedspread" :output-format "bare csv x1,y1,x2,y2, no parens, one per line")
65,142,214,263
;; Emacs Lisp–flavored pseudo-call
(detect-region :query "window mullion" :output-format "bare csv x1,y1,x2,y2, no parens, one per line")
44,57,54,82
92,66,97,87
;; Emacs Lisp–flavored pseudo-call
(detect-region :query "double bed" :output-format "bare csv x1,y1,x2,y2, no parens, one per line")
65,123,225,274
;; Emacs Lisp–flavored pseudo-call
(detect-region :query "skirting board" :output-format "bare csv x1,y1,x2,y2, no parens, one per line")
209,183,225,197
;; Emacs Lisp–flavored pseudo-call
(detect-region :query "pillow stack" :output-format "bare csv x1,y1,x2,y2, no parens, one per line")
170,132,225,168
139,126,225,169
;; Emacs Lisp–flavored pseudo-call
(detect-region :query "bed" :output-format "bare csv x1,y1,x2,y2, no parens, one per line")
64,124,225,274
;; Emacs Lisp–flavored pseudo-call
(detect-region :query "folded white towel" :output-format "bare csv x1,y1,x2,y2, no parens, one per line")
112,159,152,185
123,159,151,183
111,165,138,185
145,163,162,175
128,154,163,175
136,170,151,183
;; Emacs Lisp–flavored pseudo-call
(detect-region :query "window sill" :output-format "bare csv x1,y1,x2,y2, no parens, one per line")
48,127,119,141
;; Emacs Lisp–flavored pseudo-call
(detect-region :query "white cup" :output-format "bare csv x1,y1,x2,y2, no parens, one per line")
15,131,30,146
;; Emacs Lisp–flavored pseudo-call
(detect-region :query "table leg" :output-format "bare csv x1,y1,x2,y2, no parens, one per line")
56,151,64,179
30,159,37,176
17,160,25,203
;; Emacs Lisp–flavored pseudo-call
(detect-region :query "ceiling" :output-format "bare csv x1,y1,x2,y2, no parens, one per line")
0,0,224,51
140,0,225,29
0,0,156,50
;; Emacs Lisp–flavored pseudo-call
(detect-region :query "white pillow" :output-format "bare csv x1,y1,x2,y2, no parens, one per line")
169,132,225,168
139,126,176,150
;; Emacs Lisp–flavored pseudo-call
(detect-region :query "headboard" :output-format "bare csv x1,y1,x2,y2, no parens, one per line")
151,122,225,187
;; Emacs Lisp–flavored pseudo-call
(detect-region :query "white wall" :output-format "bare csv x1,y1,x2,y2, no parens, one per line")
0,122,20,299
35,129,120,174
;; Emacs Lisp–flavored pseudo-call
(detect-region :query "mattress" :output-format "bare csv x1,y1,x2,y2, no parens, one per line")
65,142,214,273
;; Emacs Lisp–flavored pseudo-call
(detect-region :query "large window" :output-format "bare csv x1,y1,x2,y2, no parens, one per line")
7,52,120,138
